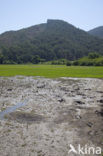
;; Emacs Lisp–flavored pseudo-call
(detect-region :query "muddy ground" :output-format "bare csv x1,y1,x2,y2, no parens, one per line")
0,76,103,156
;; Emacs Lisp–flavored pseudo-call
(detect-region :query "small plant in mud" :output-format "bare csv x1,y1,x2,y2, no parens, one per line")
21,143,26,147
6,129,11,133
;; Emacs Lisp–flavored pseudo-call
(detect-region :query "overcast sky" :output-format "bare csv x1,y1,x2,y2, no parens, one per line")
0,0,103,34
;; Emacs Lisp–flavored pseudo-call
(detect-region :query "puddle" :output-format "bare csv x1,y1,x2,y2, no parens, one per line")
0,100,28,119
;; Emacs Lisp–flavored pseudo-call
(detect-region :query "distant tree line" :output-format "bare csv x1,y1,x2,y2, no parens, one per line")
66,52,103,66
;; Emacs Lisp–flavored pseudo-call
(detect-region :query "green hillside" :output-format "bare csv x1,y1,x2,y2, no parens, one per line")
88,26,103,39
0,19,103,64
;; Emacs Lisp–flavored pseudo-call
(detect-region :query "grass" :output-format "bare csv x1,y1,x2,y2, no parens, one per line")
0,64,103,78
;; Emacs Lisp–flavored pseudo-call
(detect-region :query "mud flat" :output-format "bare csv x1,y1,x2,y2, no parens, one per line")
0,76,103,156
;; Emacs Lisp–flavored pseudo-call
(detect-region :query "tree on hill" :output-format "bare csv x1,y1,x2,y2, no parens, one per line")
31,55,40,64
88,52,100,59
0,51,4,64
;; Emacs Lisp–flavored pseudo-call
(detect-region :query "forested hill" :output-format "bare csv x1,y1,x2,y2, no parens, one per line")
88,26,103,39
0,19,103,64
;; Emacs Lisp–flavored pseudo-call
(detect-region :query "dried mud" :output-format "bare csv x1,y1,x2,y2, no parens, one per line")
0,76,103,156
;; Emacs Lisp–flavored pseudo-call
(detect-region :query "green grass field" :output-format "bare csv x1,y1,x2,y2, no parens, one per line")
0,65,103,78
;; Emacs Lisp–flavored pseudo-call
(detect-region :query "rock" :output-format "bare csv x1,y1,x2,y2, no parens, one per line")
75,115,81,119
87,122,93,127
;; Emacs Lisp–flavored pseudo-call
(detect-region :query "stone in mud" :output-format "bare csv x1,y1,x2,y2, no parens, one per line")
75,115,82,119
87,122,93,128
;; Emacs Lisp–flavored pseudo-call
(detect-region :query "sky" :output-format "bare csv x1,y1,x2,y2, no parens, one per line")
0,0,103,34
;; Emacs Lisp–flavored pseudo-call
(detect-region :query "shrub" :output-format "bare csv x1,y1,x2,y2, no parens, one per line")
86,61,94,66
52,59,67,65
94,60,103,66
79,61,87,66
88,52,100,59
73,61,79,66
3,60,16,64
66,61,71,66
